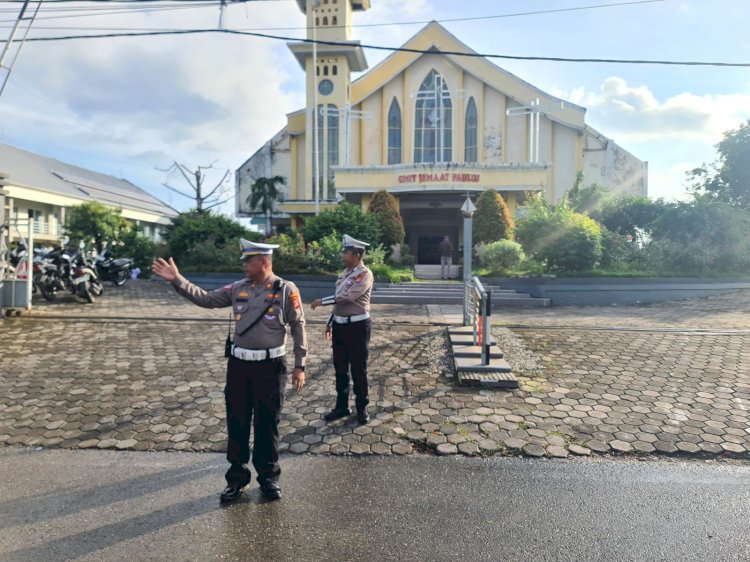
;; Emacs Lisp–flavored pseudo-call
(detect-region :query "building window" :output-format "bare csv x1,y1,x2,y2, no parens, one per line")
324,66,329,76
323,16,328,25
332,65,337,76
465,97,478,163
332,15,338,25
316,16,319,26
414,70,452,164
315,104,339,199
387,98,402,165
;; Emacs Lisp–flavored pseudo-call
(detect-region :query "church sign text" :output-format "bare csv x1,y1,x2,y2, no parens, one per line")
397,172,481,184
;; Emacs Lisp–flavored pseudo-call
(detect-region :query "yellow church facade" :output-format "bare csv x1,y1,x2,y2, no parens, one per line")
236,0,647,264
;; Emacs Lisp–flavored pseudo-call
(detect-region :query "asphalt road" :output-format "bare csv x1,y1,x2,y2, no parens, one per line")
1,448,749,562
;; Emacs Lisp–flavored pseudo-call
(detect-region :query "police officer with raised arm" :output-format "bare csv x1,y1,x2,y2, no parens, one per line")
311,234,374,425
151,239,306,502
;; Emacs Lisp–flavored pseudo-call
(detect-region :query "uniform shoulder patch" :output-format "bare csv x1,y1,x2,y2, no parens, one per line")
354,272,367,283
289,290,302,309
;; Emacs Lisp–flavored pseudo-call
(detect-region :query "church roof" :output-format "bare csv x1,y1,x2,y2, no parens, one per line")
351,21,586,130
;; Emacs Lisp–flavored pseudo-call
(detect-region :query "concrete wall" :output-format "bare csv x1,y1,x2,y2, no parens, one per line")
236,128,291,215
583,129,647,197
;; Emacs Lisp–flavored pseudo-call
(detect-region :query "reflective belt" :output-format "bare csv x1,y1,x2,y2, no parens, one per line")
231,345,286,362
333,313,370,324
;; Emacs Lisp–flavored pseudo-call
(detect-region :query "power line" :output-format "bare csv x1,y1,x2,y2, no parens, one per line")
7,27,750,68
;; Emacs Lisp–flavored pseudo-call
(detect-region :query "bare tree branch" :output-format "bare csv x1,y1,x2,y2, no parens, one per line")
162,183,194,199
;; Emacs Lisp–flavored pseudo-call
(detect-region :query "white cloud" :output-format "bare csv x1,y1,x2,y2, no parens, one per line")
555,77,750,143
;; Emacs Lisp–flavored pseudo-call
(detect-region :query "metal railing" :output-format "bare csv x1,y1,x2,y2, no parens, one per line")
464,276,493,365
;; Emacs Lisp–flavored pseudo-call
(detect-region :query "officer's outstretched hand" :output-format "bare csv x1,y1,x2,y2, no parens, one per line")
325,326,332,341
292,368,305,392
151,257,179,282
311,298,322,310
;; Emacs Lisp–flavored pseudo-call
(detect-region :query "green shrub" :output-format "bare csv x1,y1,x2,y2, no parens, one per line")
483,239,525,273
303,202,381,246
515,195,602,272
163,211,261,271
266,231,309,274
367,190,405,250
599,228,643,270
369,264,415,283
306,232,342,272
364,244,386,268
474,189,514,244
113,227,156,272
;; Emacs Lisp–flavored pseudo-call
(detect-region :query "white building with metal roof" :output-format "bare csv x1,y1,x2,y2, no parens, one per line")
0,143,177,244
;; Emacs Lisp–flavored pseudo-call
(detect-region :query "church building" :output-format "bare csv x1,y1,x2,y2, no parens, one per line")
236,0,647,264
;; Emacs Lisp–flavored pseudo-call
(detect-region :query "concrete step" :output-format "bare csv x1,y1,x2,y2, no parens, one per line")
493,297,550,306
371,294,464,305
454,356,512,373
452,345,504,359
457,371,519,389
414,265,460,280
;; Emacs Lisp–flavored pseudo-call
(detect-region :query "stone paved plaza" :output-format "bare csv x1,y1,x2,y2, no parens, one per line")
1,280,750,460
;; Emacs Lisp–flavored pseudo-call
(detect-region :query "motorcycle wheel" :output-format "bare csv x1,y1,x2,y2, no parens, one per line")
93,280,104,296
113,268,130,287
41,283,56,301
82,280,95,304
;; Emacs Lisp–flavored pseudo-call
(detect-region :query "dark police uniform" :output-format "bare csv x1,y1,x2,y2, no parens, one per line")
171,267,306,490
320,235,374,422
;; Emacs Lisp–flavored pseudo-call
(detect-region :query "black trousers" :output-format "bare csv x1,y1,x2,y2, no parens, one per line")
224,356,288,485
331,318,371,410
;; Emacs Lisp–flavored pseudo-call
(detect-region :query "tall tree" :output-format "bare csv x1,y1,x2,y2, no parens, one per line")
474,189,514,244
367,190,405,250
65,201,129,252
158,161,231,214
246,176,286,236
688,120,750,208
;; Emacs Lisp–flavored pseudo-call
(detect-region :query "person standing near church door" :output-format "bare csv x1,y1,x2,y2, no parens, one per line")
439,235,453,279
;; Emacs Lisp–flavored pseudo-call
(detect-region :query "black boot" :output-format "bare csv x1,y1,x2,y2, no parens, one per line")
356,405,370,425
220,482,248,502
324,406,351,422
324,394,350,422
259,480,282,501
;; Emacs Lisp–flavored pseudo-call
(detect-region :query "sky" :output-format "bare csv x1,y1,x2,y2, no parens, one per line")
0,0,748,218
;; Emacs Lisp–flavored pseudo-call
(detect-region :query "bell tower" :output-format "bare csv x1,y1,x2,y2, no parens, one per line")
288,0,370,210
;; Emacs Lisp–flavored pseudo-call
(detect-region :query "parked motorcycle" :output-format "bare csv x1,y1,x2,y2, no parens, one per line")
94,249,133,286
38,247,74,301
71,242,103,303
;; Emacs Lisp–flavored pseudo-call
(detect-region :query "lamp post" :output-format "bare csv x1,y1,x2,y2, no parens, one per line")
311,0,321,215
461,195,476,325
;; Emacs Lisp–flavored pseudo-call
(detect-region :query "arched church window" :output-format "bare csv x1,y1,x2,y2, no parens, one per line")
465,97,478,163
332,65,338,76
323,16,328,26
324,66,329,76
388,98,402,165
332,15,338,25
414,70,452,164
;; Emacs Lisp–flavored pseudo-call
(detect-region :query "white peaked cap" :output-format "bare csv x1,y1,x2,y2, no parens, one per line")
342,234,370,251
240,238,279,259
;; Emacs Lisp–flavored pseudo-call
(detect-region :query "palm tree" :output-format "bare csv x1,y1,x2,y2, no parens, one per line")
246,176,285,236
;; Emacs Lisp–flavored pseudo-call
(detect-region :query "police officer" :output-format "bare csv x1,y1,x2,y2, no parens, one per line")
151,239,306,502
311,234,374,425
